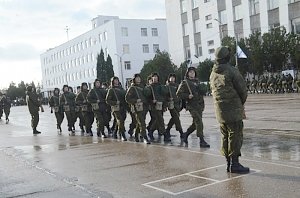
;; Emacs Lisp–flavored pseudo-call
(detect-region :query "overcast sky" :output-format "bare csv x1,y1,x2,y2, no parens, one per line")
0,0,166,89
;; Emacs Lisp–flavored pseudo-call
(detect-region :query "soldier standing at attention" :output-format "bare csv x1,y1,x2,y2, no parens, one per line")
165,73,184,140
210,46,249,174
125,74,151,144
106,77,127,141
87,79,108,138
49,88,64,134
176,67,210,148
26,86,43,134
60,85,76,135
76,83,94,136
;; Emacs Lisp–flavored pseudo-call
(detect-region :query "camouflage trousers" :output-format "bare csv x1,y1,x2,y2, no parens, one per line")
65,111,75,129
30,111,39,129
82,111,94,132
54,112,64,127
75,111,84,128
135,110,147,137
187,109,204,137
113,109,127,134
220,120,244,157
93,111,105,132
166,108,183,132
149,108,165,135
4,107,10,119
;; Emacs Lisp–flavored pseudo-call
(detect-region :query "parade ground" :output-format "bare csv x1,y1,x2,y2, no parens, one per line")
0,94,299,198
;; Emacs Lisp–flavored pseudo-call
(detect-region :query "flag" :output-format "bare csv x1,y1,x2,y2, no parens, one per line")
237,45,247,59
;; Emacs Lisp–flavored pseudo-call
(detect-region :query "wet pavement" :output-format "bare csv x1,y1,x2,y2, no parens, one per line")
0,94,299,197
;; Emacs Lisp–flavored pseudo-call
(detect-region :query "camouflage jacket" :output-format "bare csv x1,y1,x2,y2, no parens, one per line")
210,63,247,123
26,91,41,114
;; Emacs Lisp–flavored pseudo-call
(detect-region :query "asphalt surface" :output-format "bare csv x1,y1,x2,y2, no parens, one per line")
0,94,299,198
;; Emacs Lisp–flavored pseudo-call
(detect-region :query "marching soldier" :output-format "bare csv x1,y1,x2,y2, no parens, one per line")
76,83,94,136
60,85,76,134
49,88,64,133
165,73,184,140
210,46,249,173
176,67,210,148
125,74,151,144
102,82,113,135
75,86,85,134
87,79,108,138
26,86,43,134
106,77,127,141
251,77,259,94
147,73,170,142
1,94,11,124
0,92,3,119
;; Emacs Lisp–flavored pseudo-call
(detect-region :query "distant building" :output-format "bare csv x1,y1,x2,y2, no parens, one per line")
165,0,300,66
40,15,168,96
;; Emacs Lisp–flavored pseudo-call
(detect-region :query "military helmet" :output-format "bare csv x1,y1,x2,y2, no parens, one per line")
215,46,230,60
26,86,33,92
110,76,119,86
185,66,197,78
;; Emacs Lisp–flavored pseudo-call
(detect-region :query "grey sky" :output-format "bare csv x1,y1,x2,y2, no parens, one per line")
0,0,166,89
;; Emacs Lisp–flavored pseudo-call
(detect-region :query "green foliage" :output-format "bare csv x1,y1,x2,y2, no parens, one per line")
197,59,214,82
140,51,176,84
246,32,264,75
6,81,35,100
175,62,188,83
96,49,114,84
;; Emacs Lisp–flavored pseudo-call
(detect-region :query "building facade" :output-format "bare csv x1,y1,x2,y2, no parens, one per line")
40,16,168,95
165,0,300,66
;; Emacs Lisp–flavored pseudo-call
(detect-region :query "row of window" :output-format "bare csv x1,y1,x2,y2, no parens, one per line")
121,27,158,37
184,45,215,60
122,44,160,54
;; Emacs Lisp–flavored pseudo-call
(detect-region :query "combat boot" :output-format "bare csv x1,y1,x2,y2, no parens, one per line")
164,130,171,142
121,132,127,141
148,130,155,142
80,126,85,133
127,128,133,137
182,131,192,144
230,156,250,174
97,128,101,137
33,128,41,134
143,136,151,144
199,136,210,148
101,131,107,138
5,118,9,124
226,156,230,172
113,130,118,139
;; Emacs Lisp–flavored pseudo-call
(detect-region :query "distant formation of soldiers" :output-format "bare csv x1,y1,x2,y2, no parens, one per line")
246,73,300,94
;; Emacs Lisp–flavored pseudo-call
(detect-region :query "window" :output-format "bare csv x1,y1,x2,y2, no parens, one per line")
99,34,103,42
141,28,148,36
204,0,210,3
152,28,158,36
206,23,213,29
105,48,109,57
180,0,187,13
249,0,260,15
142,44,149,53
123,44,130,54
205,14,212,21
124,61,131,70
183,23,188,36
208,48,215,54
289,0,300,3
207,40,214,46
89,38,92,47
233,4,243,21
192,0,199,8
268,0,279,10
121,27,128,36
185,47,191,59
218,10,227,24
85,40,88,48
195,44,203,57
194,19,200,33
153,44,160,53
104,31,108,40
292,18,300,33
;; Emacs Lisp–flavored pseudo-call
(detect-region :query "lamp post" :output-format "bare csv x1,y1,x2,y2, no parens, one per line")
114,53,124,87
214,18,224,42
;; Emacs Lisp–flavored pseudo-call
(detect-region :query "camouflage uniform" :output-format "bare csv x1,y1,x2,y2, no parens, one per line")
76,83,94,136
49,88,64,133
106,77,127,141
59,85,76,133
87,79,108,138
26,86,42,134
125,74,151,144
1,94,11,124
177,68,210,148
210,46,249,173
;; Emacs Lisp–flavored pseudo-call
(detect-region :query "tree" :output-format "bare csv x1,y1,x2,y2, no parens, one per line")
105,54,114,82
197,59,214,82
262,27,287,72
140,51,176,84
246,31,264,76
96,49,106,83
286,33,300,71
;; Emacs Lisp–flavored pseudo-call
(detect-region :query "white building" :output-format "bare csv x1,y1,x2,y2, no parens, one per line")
40,15,168,95
165,0,300,66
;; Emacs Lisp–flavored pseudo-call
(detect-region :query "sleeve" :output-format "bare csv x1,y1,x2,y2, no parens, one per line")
232,68,248,104
49,96,54,107
125,87,136,105
75,93,83,105
87,90,96,104
106,89,117,106
176,81,189,100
